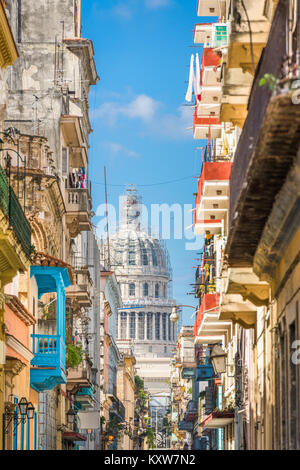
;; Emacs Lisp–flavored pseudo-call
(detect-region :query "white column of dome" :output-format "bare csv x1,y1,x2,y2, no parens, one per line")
126,311,130,339
160,312,163,341
152,312,155,341
135,311,138,341
144,312,147,341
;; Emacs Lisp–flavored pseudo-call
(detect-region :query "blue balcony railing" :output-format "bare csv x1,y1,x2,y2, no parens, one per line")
30,266,70,392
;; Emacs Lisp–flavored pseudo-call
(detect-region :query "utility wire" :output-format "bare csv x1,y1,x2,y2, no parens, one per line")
91,175,195,188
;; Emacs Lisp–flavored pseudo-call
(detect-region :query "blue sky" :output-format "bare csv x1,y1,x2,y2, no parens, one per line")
82,0,207,325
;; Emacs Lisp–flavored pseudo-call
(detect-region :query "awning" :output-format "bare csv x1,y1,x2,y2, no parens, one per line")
62,432,87,442
200,411,234,429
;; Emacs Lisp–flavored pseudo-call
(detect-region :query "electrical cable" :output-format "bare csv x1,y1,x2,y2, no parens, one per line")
91,174,195,188
240,0,255,75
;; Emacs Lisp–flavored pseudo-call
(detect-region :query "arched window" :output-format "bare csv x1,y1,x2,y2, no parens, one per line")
130,312,136,339
138,312,144,340
120,312,127,339
162,313,167,341
163,284,167,298
143,283,149,297
155,283,159,298
155,313,160,340
129,283,135,296
147,312,153,340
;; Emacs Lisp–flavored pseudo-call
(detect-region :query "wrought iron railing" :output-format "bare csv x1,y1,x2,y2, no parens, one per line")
0,166,31,256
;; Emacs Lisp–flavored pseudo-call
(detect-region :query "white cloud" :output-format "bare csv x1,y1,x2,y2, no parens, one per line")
94,92,194,140
104,142,140,159
145,0,172,8
94,94,159,125
124,94,158,121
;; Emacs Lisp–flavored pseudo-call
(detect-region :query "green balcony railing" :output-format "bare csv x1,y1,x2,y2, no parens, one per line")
0,165,31,257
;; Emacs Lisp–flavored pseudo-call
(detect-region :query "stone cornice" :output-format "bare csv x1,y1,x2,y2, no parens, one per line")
5,294,36,326
6,335,33,362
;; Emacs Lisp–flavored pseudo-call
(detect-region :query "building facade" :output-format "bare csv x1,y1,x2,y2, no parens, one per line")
180,0,300,451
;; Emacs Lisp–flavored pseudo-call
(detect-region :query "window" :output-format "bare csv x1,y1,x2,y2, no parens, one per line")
147,313,153,340
162,313,167,341
163,284,167,298
130,312,136,339
140,241,148,265
143,283,149,297
155,283,159,298
120,312,127,339
155,313,160,340
138,312,144,340
128,240,136,265
128,249,136,265
129,283,135,296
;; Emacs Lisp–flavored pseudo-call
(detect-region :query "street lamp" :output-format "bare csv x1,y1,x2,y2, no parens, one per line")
170,305,197,323
27,402,35,420
18,397,29,416
210,344,227,375
67,406,76,426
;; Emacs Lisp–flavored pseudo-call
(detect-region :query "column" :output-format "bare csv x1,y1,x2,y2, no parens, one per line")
126,312,130,339
135,312,138,341
117,311,121,339
152,312,156,342
159,313,163,341
144,313,147,341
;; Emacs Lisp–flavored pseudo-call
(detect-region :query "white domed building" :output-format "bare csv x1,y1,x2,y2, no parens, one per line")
109,187,177,395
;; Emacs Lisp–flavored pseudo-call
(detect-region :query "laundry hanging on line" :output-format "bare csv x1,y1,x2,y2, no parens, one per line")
185,53,201,103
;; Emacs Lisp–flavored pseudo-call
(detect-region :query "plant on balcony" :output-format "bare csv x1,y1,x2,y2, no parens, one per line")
105,415,124,441
41,302,56,320
66,342,83,369
259,73,277,91
145,428,155,449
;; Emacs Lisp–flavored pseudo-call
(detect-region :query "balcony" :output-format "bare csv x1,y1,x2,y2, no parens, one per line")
66,267,93,308
0,166,31,283
65,188,92,237
224,267,269,307
193,113,222,140
67,358,93,389
194,293,231,345
30,334,66,391
194,23,228,49
226,1,295,270
109,396,126,423
178,420,194,432
184,400,198,422
182,367,196,380
200,410,234,429
194,161,232,236
219,293,257,329
30,265,71,392
197,0,226,17
74,386,95,410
